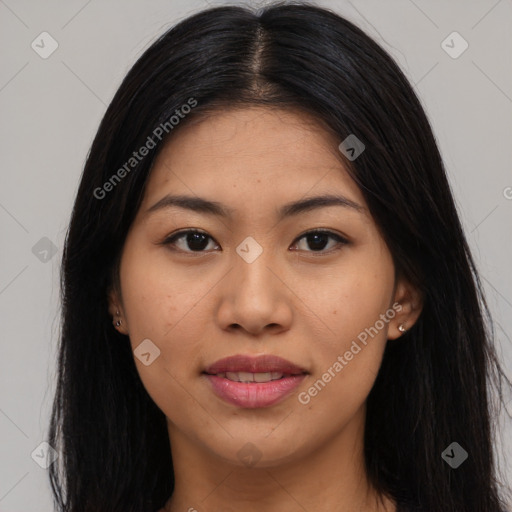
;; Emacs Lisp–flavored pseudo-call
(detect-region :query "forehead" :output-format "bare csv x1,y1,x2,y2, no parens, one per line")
142,107,366,213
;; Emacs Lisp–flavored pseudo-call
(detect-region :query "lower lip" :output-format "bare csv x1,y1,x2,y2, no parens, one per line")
204,373,307,408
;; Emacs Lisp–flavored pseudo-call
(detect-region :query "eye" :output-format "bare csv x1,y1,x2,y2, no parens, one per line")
162,229,219,253
290,230,348,253
161,229,348,255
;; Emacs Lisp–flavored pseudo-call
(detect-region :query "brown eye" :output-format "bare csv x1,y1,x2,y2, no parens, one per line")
163,230,218,253
291,230,348,253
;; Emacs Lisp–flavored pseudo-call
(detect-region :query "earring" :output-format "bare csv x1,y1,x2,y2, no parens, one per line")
398,323,406,333
114,309,121,327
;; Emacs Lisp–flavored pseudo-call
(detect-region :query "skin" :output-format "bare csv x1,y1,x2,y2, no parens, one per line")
109,107,422,512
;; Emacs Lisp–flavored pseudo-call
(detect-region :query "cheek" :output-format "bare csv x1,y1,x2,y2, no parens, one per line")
301,252,395,407
311,256,394,349
120,239,214,342
118,243,218,410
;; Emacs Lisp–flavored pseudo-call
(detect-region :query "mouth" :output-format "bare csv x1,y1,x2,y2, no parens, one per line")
209,371,297,382
203,354,308,408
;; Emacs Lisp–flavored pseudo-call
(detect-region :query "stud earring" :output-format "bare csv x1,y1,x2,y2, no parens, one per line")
398,323,406,333
114,310,121,327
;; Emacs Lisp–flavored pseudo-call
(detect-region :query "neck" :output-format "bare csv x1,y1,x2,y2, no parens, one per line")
162,408,396,512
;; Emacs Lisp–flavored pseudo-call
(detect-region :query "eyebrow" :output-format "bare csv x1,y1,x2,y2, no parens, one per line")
146,193,365,220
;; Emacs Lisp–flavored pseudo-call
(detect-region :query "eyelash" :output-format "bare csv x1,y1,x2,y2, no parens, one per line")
161,229,349,256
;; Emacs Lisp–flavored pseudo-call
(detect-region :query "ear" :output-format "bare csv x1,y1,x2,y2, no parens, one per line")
387,277,423,340
107,286,129,335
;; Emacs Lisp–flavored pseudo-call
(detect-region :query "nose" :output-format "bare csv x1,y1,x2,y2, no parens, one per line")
215,249,293,337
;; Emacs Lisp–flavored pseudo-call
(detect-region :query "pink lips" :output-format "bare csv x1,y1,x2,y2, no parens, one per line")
203,354,308,409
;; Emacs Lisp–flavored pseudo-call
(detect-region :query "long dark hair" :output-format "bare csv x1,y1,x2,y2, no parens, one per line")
48,3,511,511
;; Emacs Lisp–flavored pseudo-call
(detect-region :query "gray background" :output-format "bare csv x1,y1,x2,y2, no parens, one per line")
1,0,511,510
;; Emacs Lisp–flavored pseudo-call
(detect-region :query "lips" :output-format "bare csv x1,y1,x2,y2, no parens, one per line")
203,354,308,408
204,354,307,375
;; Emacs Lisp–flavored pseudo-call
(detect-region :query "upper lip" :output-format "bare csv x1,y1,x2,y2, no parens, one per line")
204,354,308,375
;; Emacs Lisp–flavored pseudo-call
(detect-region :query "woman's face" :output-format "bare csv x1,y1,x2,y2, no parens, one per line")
110,107,420,468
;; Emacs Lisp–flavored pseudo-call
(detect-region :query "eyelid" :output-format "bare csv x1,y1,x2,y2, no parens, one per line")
293,228,349,245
